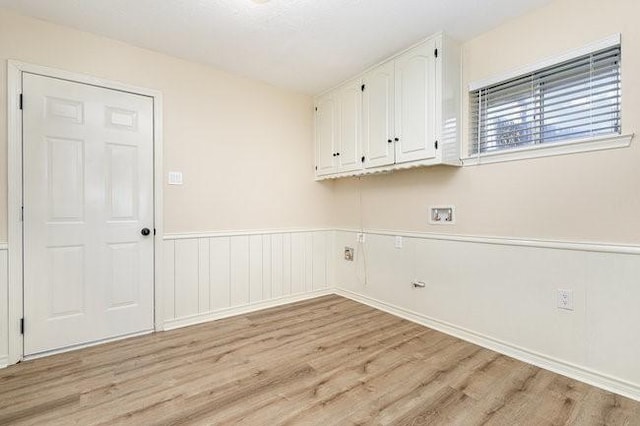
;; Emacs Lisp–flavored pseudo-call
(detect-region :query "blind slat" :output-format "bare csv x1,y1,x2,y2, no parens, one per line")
470,45,621,155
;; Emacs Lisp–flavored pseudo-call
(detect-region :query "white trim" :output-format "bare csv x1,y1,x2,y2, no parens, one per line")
23,329,154,361
6,60,164,364
0,355,7,369
334,288,640,402
7,61,22,365
315,156,461,181
468,33,621,91
163,289,333,330
164,228,334,240
462,133,632,166
0,243,7,251
334,228,640,255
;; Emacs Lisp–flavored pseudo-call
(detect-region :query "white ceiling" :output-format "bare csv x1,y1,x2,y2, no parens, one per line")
0,0,553,94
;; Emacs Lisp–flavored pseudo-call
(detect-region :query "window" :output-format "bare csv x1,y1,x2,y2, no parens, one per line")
470,44,621,156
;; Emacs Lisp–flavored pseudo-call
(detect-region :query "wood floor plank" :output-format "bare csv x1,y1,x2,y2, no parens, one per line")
0,295,638,425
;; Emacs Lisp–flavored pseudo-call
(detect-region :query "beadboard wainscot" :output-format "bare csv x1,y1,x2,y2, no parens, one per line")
0,244,8,368
333,229,640,401
162,230,335,329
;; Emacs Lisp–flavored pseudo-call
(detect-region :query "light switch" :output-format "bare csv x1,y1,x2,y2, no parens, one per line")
168,171,183,185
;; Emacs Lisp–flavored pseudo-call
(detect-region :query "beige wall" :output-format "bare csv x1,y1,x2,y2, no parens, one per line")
0,8,334,241
2,0,639,245
332,0,640,245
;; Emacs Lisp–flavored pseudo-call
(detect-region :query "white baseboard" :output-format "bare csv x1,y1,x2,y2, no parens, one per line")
163,288,334,330
334,288,640,402
0,355,7,368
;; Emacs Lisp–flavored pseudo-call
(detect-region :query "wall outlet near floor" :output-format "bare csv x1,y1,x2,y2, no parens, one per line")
357,233,366,243
394,236,403,249
344,247,354,261
557,289,574,311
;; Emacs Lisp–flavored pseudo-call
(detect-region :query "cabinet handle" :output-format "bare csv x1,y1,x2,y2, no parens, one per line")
387,139,392,143
394,137,399,142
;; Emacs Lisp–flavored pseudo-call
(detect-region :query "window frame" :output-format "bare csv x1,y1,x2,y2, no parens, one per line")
463,34,632,165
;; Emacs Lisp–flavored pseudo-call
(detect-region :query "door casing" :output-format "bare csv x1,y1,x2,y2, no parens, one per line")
7,60,165,364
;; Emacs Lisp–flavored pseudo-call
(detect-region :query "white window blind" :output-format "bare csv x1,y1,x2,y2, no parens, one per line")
470,45,621,155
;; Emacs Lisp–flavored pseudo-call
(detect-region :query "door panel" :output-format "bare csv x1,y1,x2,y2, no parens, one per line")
315,94,337,176
337,80,362,173
23,73,154,356
363,62,395,168
395,41,437,163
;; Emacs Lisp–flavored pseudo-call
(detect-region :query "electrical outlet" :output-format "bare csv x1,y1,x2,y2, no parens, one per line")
395,236,403,249
557,289,574,311
357,233,366,243
344,247,354,261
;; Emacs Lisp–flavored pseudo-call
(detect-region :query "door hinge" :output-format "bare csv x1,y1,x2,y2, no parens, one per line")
19,94,23,110
434,48,438,58
434,140,439,150
361,84,365,92
20,318,24,335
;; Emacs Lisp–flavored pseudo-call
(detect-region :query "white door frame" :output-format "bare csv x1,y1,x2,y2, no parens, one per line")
6,60,165,364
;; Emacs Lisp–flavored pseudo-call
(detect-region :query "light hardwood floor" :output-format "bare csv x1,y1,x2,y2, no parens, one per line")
1,295,639,425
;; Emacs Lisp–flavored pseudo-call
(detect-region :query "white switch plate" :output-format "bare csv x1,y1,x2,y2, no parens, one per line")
557,289,574,311
395,236,403,249
168,171,183,185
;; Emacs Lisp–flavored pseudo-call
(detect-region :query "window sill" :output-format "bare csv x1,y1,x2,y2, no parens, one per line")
461,133,634,166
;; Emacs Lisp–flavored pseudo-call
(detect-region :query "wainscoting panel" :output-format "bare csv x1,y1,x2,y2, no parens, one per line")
163,230,334,329
334,230,640,401
0,247,8,368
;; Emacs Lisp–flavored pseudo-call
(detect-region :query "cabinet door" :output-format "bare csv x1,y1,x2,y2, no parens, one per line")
394,40,437,163
362,61,395,168
315,94,337,176
337,79,363,173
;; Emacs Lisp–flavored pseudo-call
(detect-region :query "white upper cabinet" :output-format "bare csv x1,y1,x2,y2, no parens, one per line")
394,39,436,163
362,61,395,168
315,93,337,176
336,79,363,173
315,33,461,179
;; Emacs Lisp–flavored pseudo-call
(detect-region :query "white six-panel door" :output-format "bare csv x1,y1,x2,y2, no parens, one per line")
22,73,154,356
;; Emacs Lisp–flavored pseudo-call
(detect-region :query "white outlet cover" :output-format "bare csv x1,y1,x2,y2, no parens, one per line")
168,171,183,185
395,236,403,249
557,289,574,311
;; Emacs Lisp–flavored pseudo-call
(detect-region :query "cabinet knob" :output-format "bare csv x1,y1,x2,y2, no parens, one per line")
387,139,392,143
336,152,340,156
394,137,399,142
332,153,336,157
